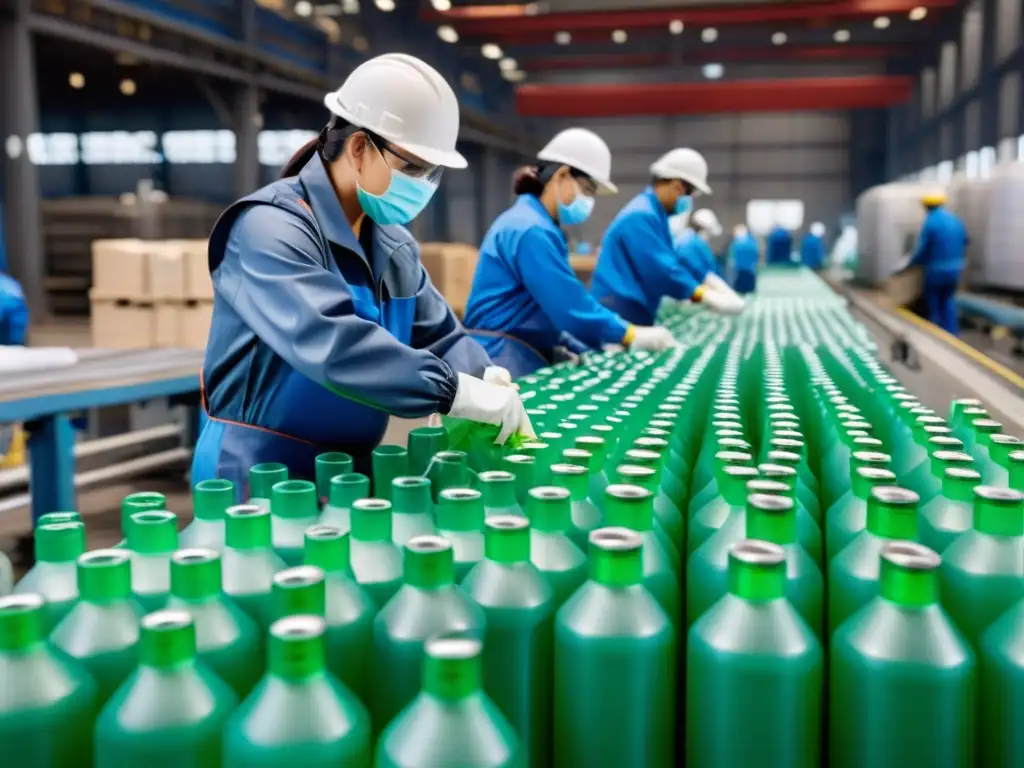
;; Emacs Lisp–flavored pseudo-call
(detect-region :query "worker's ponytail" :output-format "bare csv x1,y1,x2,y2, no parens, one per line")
280,117,350,179
513,165,544,196
280,137,320,179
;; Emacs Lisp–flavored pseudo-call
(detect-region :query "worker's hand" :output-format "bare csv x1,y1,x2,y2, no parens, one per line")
703,273,732,295
483,366,516,389
448,373,536,445
703,289,746,315
630,326,678,352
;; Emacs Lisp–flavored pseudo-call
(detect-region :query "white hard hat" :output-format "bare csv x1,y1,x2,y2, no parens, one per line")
323,53,466,169
537,128,618,195
650,148,711,195
810,222,826,237
691,209,722,237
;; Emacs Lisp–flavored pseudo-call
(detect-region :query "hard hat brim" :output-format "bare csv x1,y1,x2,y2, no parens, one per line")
324,92,468,170
649,161,712,196
536,148,618,195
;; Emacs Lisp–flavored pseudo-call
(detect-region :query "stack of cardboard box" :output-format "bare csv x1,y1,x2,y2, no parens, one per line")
418,243,479,318
90,239,214,349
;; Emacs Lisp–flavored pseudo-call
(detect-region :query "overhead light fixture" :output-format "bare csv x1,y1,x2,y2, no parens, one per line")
437,25,459,43
702,63,724,80
431,0,452,9
669,19,684,35
342,0,360,12
555,31,571,45
909,6,927,20
294,0,313,17
771,31,787,45
611,29,627,44
524,2,542,15
873,15,891,28
374,0,395,11
68,72,85,89
833,29,851,42
119,78,136,96
499,57,518,72
503,69,527,83
701,27,718,43
481,43,503,60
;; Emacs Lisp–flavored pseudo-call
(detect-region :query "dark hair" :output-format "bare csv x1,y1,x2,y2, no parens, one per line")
513,161,592,197
280,116,350,179
653,176,695,195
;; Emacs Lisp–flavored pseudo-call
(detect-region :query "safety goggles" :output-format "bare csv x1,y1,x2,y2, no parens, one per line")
366,134,444,185
575,176,599,197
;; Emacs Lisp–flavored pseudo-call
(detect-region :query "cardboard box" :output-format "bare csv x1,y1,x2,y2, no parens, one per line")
419,243,479,316
181,302,214,349
174,239,214,300
884,266,924,307
90,296,156,349
91,239,151,299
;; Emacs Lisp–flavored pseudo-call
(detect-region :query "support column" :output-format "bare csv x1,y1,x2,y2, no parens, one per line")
233,83,261,198
0,2,46,315
479,148,503,238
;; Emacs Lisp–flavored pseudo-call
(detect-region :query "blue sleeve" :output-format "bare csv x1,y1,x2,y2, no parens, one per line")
0,274,28,345
407,256,492,377
215,205,459,418
909,220,933,266
675,238,710,284
516,228,629,347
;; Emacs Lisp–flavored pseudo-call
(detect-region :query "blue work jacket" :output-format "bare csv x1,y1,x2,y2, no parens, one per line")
675,232,716,283
591,188,702,327
462,194,627,377
193,153,490,497
730,234,759,274
910,207,968,277
800,233,825,269
0,272,28,345
766,227,793,264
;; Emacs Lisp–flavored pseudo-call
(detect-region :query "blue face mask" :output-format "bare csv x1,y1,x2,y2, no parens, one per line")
357,169,438,226
558,190,595,226
675,194,693,216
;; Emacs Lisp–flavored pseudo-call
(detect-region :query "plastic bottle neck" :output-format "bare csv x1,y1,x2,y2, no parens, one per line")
478,472,518,509
504,455,537,500
315,452,353,501
589,529,643,587
140,612,197,669
879,543,940,607
745,494,797,545
423,637,483,701
271,480,319,520
192,479,234,522
273,566,327,619
404,537,456,589
728,541,786,601
78,550,133,603
720,468,758,507
372,445,409,500
1012,452,1024,492
866,490,919,539
269,616,327,681
35,521,85,564
990,437,1021,468
304,526,351,573
528,487,572,533
249,462,288,500
351,499,394,542
973,488,1024,537
170,550,222,600
484,516,530,564
225,505,273,550
127,511,178,554
942,469,980,503
120,492,167,537
576,436,608,470
0,595,45,652
550,465,589,502
427,451,470,495
407,426,448,476
603,485,655,532
329,473,370,509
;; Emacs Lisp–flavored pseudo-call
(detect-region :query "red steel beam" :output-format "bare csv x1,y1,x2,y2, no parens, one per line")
425,0,954,32
515,76,913,116
521,45,898,70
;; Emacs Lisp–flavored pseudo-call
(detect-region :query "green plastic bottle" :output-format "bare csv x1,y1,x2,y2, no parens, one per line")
14,521,86,630
919,467,982,554
349,498,403,607
126,510,178,612
0,593,98,767
504,453,538,506
180,478,235,551
825,463,896,562
389,477,435,547
372,535,485,732
36,511,81,527
436,488,486,582
118,492,167,546
940,486,1024,650
555,527,676,768
1009,449,1024,491
828,486,920,636
549,462,601,549
830,541,975,768
986,434,1021,486
526,486,588,609
463,516,554,766
270,479,320,567
478,470,523,519
247,462,288,511
303,525,376,706
687,539,822,767
322,473,370,533
603,484,681,629
901,443,971,503
615,464,683,560
426,451,470,502
315,451,353,503
50,549,144,706
165,548,262,699
689,465,760,555
576,434,611,507
372,445,408,501
980,586,1024,766
221,504,287,629
224,615,372,767
95,609,238,767
407,426,448,476
375,634,520,768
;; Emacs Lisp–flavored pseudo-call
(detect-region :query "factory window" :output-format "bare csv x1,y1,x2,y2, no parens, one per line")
979,146,996,178
745,199,804,235
26,133,79,165
80,131,161,165
996,0,1021,62
257,130,317,166
936,160,954,182
162,130,236,164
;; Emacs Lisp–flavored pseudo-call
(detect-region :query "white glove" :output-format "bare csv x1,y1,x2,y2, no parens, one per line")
630,326,677,352
448,373,535,445
703,288,745,315
704,273,732,295
483,366,515,389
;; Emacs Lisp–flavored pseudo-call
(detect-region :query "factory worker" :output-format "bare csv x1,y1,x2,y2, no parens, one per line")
462,128,676,378
0,272,28,346
681,209,745,310
591,148,739,324
193,53,532,495
728,224,760,295
800,222,827,270
766,222,794,264
903,191,968,336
